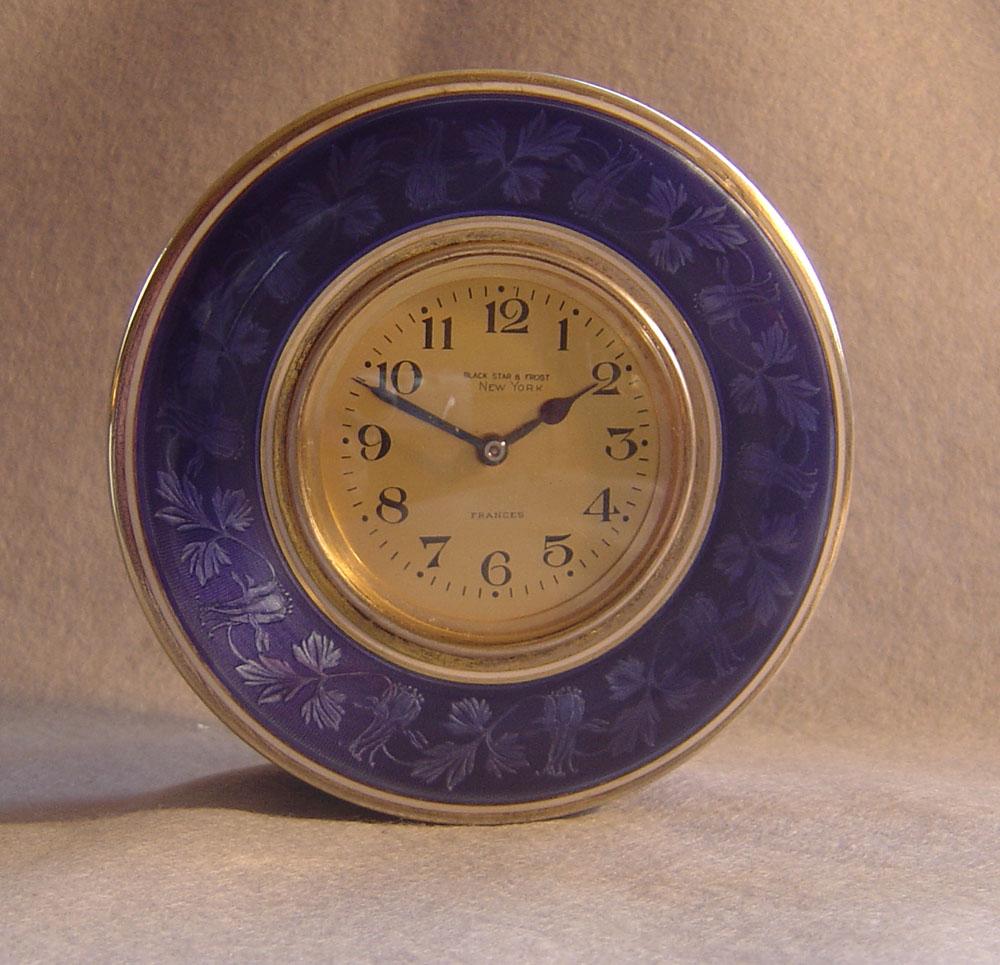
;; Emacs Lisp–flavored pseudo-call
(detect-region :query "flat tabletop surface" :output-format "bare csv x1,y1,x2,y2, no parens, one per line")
4,703,998,963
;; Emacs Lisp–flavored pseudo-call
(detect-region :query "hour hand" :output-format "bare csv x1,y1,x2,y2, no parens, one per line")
504,382,597,446
353,378,484,450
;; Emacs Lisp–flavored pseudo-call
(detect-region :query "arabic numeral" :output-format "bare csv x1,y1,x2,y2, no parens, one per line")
376,487,409,524
421,315,453,350
592,361,622,395
582,487,621,523
481,550,512,586
358,424,391,461
377,360,423,394
557,316,570,351
485,298,529,334
542,534,573,567
604,427,638,461
419,535,451,568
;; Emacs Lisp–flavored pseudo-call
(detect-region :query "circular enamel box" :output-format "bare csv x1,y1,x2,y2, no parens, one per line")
110,72,851,823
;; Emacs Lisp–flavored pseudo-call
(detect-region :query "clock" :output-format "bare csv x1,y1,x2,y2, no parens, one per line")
111,72,851,823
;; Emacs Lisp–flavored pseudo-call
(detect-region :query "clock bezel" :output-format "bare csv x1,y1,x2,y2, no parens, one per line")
260,217,722,683
110,70,852,824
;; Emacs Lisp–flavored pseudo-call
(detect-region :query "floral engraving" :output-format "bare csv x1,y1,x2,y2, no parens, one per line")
540,687,602,777
695,256,778,331
465,110,581,203
236,631,346,729
567,143,643,220
604,655,699,756
349,683,424,765
412,697,529,790
645,178,746,273
283,137,384,242
729,322,820,432
714,515,801,626
393,119,456,211
142,99,831,795
738,442,817,501
154,470,253,586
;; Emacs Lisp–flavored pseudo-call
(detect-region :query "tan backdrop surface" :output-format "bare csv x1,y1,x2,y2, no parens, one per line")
2,1,997,961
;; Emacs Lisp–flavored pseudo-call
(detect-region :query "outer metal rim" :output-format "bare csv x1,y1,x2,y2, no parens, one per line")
109,69,853,824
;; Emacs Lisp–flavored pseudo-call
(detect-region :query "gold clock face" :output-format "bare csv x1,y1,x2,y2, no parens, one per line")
263,219,720,682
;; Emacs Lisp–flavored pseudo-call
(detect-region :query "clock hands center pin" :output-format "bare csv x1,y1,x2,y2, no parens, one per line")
354,377,597,468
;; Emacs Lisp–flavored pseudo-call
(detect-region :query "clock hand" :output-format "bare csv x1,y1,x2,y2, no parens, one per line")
504,382,598,446
353,378,484,450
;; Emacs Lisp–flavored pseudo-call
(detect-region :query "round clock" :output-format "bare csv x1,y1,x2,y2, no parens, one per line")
111,72,851,823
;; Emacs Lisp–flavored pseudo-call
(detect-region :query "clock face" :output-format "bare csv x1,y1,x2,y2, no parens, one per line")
263,225,719,679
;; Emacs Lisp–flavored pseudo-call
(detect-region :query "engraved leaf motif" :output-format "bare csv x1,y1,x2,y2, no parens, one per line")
770,374,820,433
645,177,687,218
212,487,253,534
412,697,528,789
485,731,529,779
607,696,660,757
729,323,819,432
399,118,455,212
649,233,695,275
514,111,580,161
411,739,480,791
714,515,801,625
154,470,212,532
238,632,345,728
281,137,383,242
155,472,253,586
753,322,796,367
327,136,382,195
337,194,384,241
729,372,769,416
464,119,507,166
292,631,342,673
682,205,747,253
465,111,579,203
180,540,231,587
646,177,746,273
606,656,648,702
500,164,547,204
444,697,492,737
756,513,801,556
235,656,305,703
284,184,383,242
228,314,269,366
301,685,346,730
745,561,793,625
738,443,817,501
605,654,700,755
714,534,751,583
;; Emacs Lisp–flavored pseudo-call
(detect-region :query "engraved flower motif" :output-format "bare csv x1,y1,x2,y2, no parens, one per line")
350,683,424,766
399,119,454,212
539,687,588,776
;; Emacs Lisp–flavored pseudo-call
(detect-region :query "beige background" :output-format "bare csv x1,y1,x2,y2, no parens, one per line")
2,1,998,961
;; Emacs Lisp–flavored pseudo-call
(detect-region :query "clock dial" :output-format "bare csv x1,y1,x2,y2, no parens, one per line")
300,265,674,646
263,223,720,680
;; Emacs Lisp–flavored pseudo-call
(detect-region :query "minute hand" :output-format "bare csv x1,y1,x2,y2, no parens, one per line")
504,382,598,446
353,378,484,449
